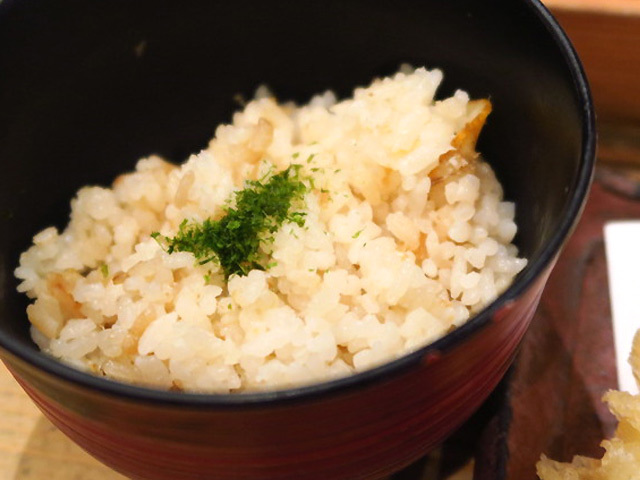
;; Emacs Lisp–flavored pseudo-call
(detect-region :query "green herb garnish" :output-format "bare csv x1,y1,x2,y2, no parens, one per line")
352,229,363,239
153,165,308,279
100,264,109,278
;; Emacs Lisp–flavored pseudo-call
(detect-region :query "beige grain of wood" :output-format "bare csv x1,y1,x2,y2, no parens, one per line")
0,362,125,480
546,0,640,15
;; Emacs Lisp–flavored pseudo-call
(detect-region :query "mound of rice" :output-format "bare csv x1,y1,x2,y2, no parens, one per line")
15,68,527,393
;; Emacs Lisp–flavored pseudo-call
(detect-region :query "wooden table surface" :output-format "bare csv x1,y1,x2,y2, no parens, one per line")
0,363,125,480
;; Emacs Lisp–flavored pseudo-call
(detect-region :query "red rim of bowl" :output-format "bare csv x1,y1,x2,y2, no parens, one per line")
0,0,596,408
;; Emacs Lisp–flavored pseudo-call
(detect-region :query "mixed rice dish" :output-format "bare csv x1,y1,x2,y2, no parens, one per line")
15,68,526,393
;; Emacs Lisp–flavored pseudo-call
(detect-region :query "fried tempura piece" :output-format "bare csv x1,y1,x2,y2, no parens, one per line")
429,99,491,206
537,331,640,480
429,99,492,184
631,330,640,388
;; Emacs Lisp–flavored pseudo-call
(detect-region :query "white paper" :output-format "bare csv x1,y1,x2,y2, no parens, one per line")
604,221,640,395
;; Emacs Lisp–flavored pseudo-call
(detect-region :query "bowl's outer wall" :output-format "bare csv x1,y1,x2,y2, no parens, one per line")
5,267,550,480
0,0,592,478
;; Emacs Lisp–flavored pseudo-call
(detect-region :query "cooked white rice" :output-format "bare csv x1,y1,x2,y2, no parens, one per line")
15,68,526,393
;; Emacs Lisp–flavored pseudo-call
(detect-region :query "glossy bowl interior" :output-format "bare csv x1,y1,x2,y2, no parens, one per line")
0,0,594,478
